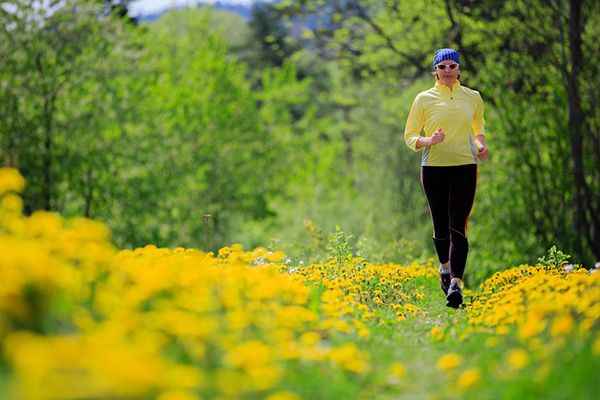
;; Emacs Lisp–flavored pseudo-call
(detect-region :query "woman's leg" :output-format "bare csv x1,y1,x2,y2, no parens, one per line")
448,164,478,280
421,167,451,265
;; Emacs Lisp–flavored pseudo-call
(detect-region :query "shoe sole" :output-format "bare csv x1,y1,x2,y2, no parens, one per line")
446,290,463,309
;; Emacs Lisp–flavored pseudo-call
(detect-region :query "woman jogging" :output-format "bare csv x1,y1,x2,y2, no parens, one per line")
404,48,488,309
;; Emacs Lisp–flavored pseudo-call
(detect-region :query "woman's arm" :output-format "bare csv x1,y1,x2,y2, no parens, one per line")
473,94,488,160
404,96,425,151
474,134,485,150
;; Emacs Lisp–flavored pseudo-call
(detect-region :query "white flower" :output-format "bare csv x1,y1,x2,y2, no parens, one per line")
564,264,574,273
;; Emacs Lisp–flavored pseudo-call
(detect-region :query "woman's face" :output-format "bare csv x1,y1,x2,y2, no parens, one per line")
435,60,460,82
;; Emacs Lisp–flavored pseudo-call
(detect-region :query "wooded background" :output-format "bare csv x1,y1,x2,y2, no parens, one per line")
1,0,598,284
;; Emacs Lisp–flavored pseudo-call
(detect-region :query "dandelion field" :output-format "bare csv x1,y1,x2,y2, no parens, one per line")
1,168,599,400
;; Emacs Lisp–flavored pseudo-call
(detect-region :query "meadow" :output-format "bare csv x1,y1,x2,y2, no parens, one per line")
1,168,598,400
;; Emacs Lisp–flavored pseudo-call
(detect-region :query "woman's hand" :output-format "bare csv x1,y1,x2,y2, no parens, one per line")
417,128,445,148
474,134,488,160
476,146,489,160
430,128,445,145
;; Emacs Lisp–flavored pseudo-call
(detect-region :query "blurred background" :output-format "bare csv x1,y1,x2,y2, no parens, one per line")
1,0,598,284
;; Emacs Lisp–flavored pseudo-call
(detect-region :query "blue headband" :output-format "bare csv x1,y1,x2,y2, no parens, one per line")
433,48,460,68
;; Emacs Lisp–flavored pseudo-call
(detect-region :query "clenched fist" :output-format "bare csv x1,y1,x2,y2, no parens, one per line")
476,146,489,160
428,128,445,146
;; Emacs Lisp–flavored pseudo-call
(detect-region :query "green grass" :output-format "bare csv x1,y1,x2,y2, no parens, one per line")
283,273,599,400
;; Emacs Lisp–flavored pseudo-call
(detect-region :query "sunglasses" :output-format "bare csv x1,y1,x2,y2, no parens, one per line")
436,63,459,70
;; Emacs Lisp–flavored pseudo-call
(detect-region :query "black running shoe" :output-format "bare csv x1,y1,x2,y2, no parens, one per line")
439,268,451,295
446,281,463,309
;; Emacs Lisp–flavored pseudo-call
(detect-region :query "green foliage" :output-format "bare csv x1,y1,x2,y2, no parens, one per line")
537,245,572,269
455,0,600,268
327,225,355,268
305,219,325,252
0,0,141,215
357,236,420,266
3,0,598,285
106,8,281,249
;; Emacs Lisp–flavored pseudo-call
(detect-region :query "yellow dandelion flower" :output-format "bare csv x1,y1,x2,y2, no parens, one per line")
225,340,273,370
534,363,551,383
430,326,443,341
506,349,529,370
592,335,600,355
0,193,24,213
496,325,510,336
230,243,243,252
436,353,461,370
457,368,481,389
246,364,282,390
579,318,595,335
329,343,369,373
265,391,301,400
215,369,244,396
299,331,321,346
218,247,231,258
388,362,406,378
352,319,371,338
0,167,25,193
404,303,421,314
551,315,574,337
268,250,286,262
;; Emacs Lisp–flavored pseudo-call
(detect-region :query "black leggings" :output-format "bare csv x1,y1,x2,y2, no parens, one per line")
421,164,477,280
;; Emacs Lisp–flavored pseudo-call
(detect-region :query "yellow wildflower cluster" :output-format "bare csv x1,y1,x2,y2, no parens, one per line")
289,260,435,323
2,168,418,399
468,265,599,332
466,264,600,360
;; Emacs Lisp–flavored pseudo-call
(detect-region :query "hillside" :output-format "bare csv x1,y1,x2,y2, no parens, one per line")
135,1,254,22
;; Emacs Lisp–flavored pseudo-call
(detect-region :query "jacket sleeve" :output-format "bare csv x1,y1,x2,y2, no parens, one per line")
472,93,485,137
404,95,425,152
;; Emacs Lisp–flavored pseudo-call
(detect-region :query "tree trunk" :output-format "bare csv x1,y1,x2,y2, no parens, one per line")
341,105,353,172
37,48,55,212
43,96,53,211
84,169,93,218
566,0,599,261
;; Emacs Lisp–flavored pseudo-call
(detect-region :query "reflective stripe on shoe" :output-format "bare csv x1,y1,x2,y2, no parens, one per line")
440,271,451,295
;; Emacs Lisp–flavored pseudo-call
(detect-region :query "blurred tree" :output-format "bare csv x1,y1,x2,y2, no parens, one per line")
262,0,452,260
273,0,599,270
449,0,600,265
106,9,285,249
275,0,452,78
249,2,300,69
102,0,138,23
208,9,253,55
0,0,140,216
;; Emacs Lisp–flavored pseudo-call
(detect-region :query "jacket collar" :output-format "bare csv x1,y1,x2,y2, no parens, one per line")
435,80,461,92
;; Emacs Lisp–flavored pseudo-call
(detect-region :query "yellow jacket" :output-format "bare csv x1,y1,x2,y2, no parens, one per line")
404,81,485,166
